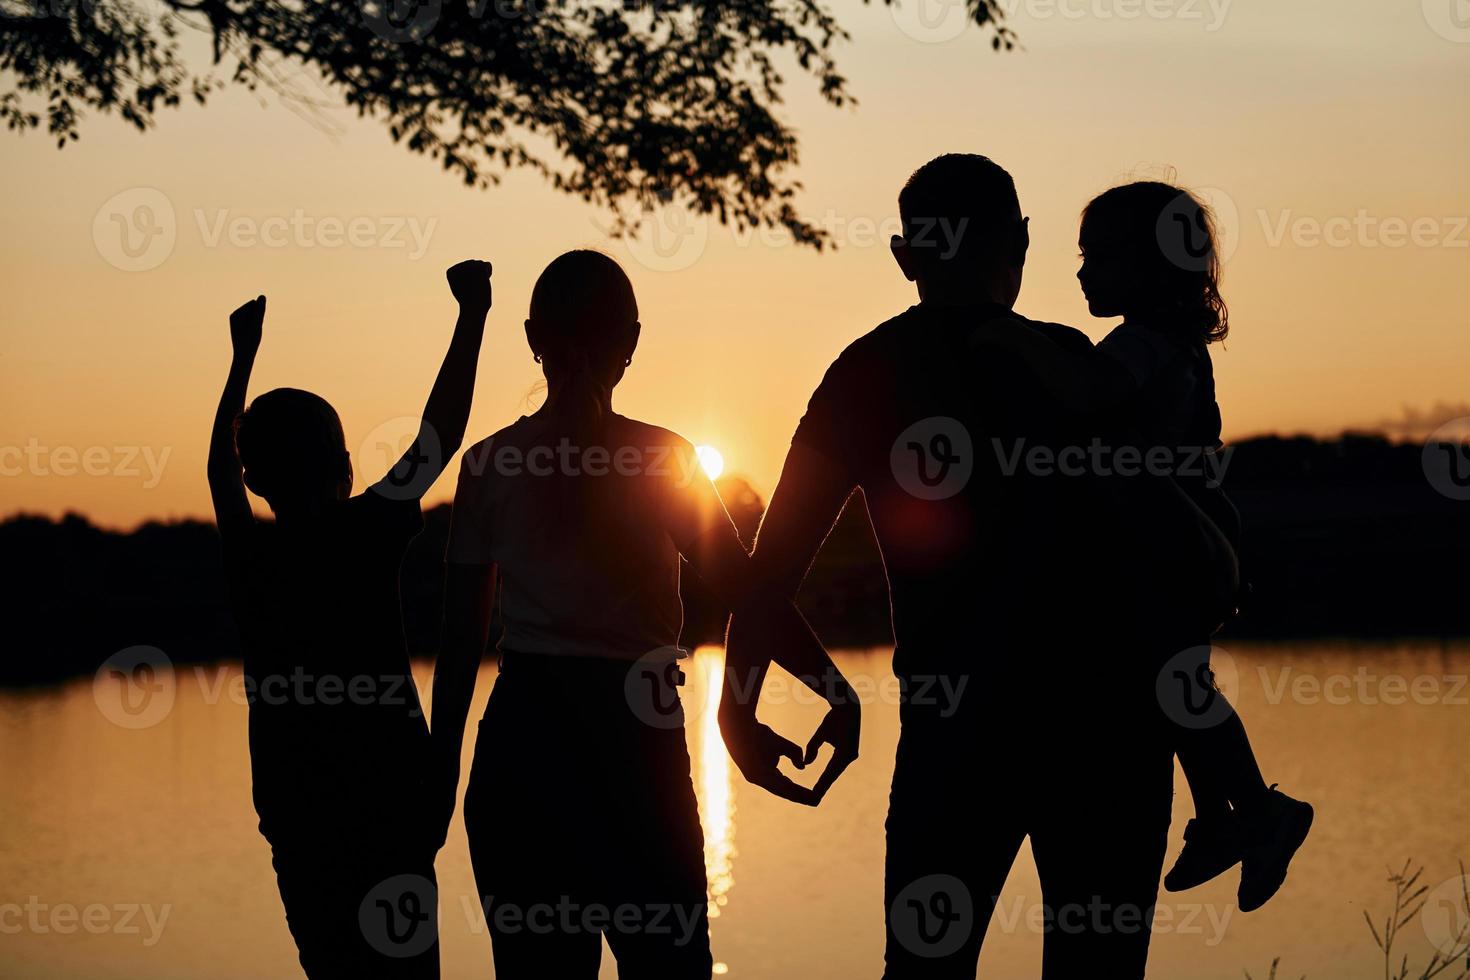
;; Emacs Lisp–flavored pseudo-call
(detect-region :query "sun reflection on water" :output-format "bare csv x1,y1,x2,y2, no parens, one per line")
692,648,736,922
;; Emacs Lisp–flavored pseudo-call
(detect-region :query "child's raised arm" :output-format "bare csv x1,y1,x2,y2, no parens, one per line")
368,260,492,500
207,296,265,544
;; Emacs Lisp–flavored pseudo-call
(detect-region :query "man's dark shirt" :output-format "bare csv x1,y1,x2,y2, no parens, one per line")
793,303,1134,695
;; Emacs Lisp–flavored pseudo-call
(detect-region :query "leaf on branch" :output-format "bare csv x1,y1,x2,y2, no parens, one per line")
1,0,1015,245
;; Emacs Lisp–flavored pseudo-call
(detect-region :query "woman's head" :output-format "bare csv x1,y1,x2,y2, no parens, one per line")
525,250,641,442
1078,181,1228,344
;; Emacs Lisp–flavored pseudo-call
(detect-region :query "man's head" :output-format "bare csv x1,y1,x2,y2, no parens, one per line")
891,154,1029,306
235,388,353,512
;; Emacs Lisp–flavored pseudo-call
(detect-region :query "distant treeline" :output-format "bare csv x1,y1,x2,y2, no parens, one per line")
2,433,1467,685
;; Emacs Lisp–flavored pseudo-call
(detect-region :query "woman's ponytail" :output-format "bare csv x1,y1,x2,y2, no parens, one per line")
556,346,609,449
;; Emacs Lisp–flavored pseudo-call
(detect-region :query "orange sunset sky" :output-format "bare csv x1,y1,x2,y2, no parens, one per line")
2,0,1468,529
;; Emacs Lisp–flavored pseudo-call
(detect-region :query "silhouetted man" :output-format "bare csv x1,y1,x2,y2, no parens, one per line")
723,154,1221,977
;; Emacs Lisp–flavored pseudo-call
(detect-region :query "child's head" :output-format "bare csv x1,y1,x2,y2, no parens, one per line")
892,153,1030,304
235,388,352,511
1078,181,1229,344
525,250,641,440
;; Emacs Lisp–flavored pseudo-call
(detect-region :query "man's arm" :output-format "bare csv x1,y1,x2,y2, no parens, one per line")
207,296,265,546
721,442,861,801
426,560,496,849
369,260,492,499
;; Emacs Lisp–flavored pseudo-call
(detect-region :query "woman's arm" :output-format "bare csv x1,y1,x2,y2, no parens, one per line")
695,527,862,806
369,260,492,499
671,445,861,804
427,560,497,849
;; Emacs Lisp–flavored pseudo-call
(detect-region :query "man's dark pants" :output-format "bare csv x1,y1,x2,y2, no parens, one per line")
882,665,1174,979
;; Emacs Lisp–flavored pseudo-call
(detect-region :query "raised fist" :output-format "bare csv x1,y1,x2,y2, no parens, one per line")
446,260,493,314
229,295,266,356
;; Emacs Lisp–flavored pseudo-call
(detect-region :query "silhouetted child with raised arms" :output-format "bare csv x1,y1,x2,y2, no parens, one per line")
206,260,492,978
977,181,1313,911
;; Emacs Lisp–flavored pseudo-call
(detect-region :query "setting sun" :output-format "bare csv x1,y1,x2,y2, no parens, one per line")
695,445,725,481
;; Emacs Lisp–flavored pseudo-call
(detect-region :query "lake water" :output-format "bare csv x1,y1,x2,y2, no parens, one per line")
3,642,1469,978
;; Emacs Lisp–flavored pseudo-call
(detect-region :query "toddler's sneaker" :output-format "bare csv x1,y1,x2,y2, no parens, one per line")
1163,812,1245,892
1238,786,1314,912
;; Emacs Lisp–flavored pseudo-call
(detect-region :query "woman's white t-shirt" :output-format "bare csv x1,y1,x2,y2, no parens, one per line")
446,413,727,661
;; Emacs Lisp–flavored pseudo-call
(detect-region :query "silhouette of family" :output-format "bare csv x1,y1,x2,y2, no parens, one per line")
208,154,1312,979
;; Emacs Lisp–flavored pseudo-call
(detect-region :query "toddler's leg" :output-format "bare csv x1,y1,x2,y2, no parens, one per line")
1161,649,1312,908
1175,691,1268,816
1187,690,1314,913
1160,648,1264,894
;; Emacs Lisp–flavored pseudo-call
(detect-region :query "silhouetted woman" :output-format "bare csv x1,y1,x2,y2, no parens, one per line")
427,250,855,979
